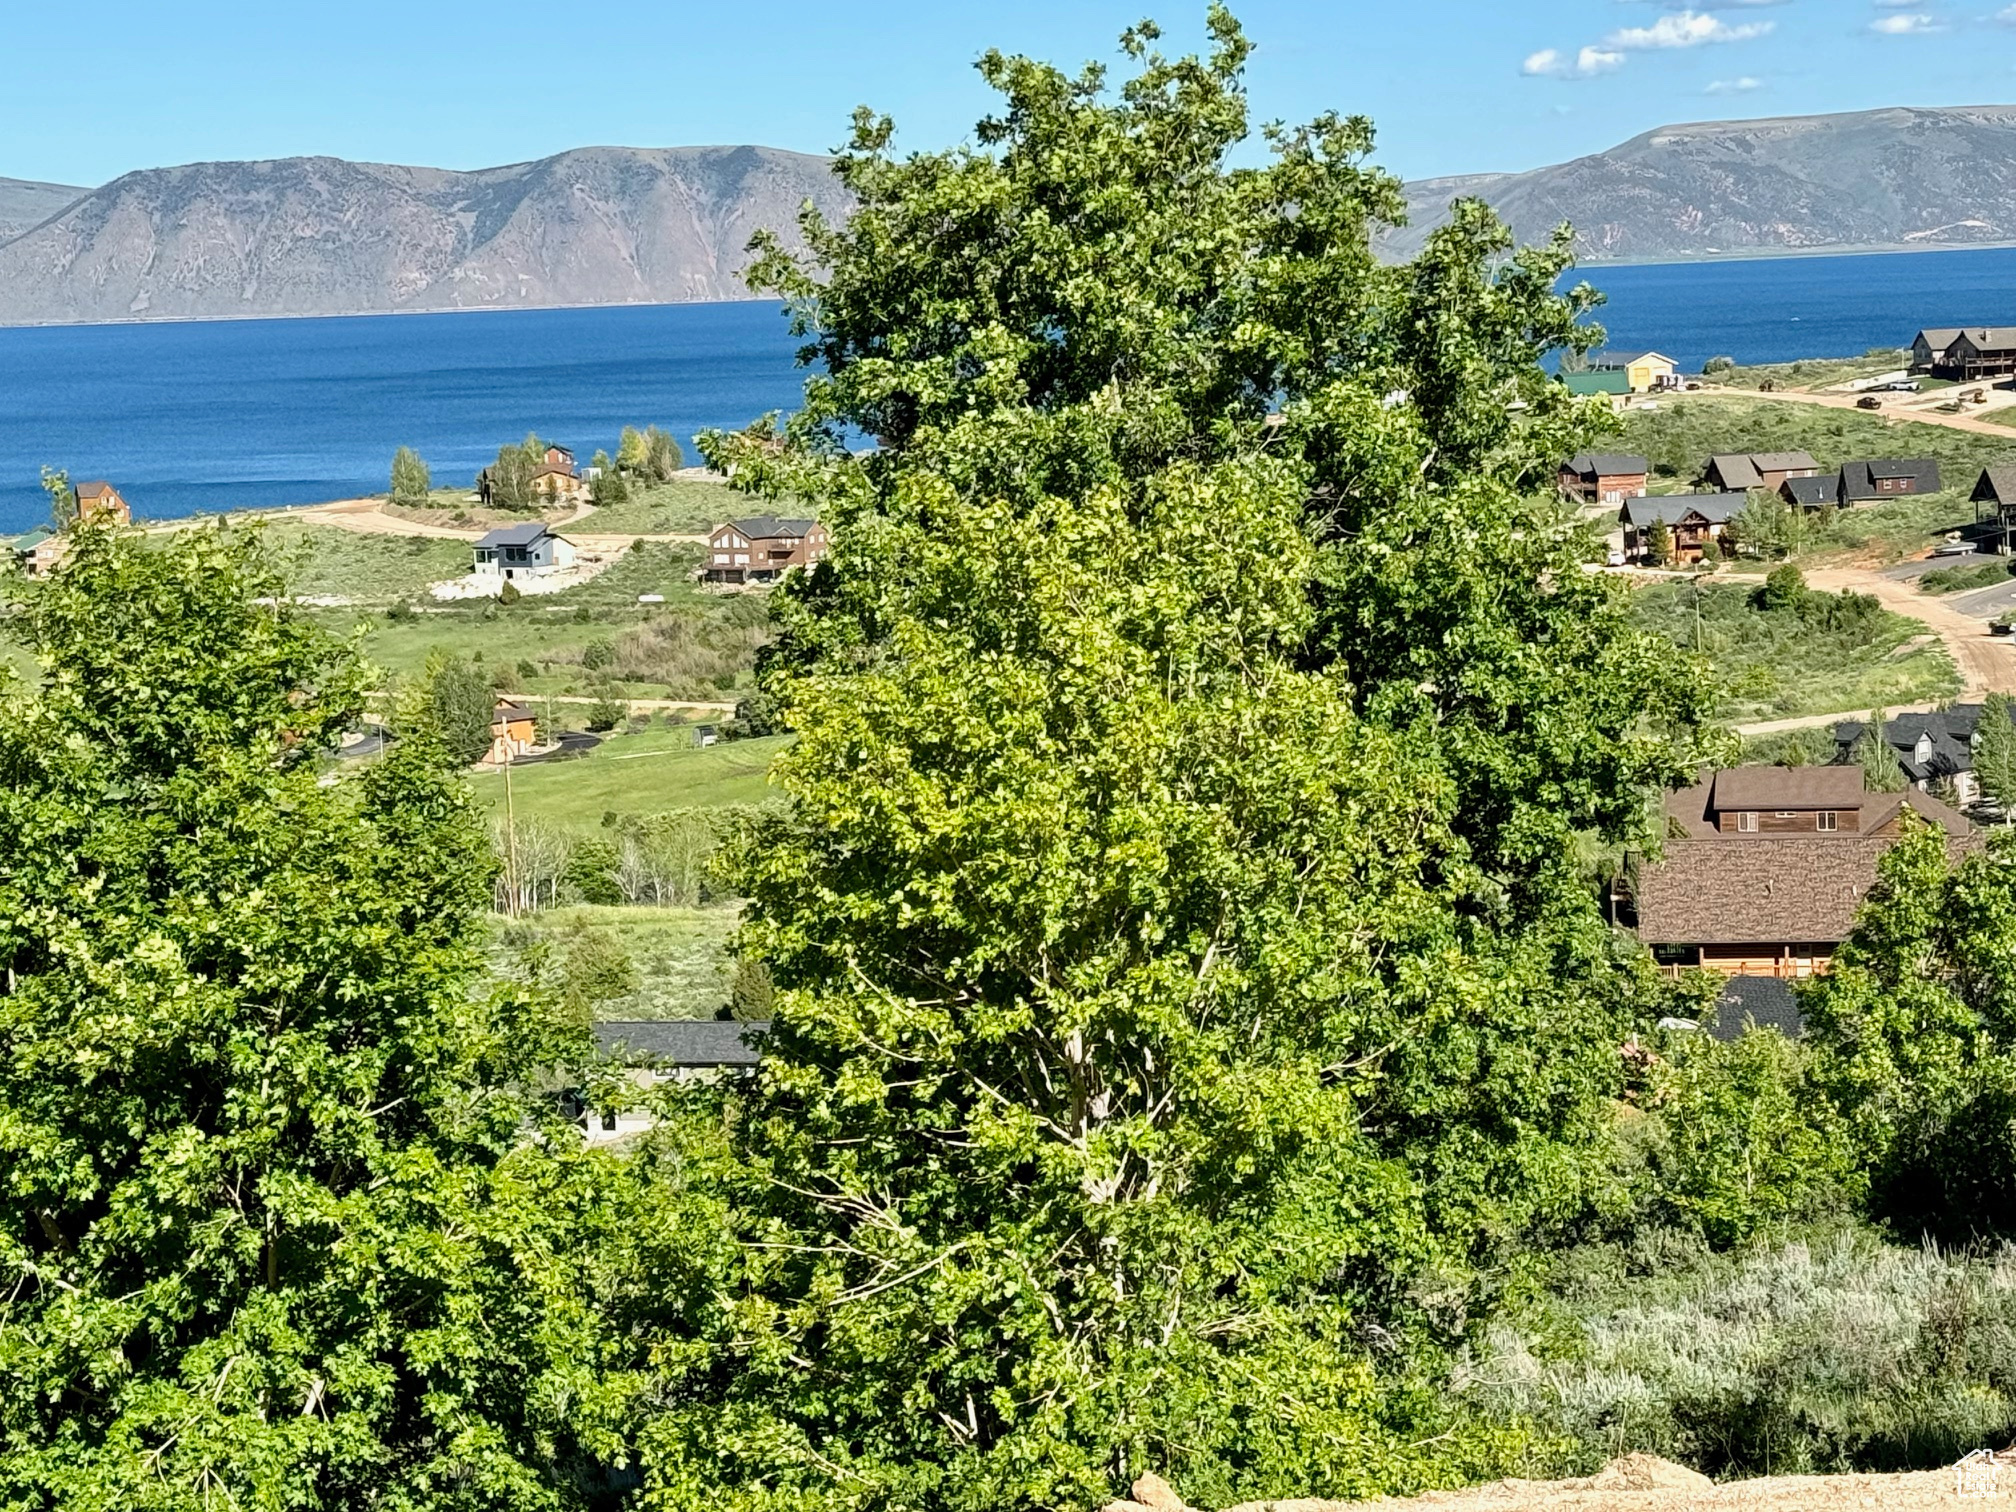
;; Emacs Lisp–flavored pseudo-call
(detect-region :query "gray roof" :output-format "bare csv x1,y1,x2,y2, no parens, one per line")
1840,459,1942,500
1783,474,1839,507
1566,452,1649,477
1954,328,2016,352
475,521,560,548
1706,453,1763,490
1708,977,1804,1042
1975,466,2016,505
1621,492,1746,528
1916,327,1966,352
594,1019,768,1067
1835,704,2015,784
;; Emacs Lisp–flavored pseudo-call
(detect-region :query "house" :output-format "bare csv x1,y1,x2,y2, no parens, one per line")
1588,350,1680,393
1832,704,2016,808
530,466,587,503
73,481,130,524
704,517,831,584
472,522,578,580
1781,474,1841,510
1974,466,2016,548
1633,766,1977,980
8,528,64,577
1559,453,1650,505
488,700,537,765
1704,451,1820,493
1838,459,1942,504
1937,328,2016,381
1619,493,1746,563
542,444,575,471
1912,328,1967,373
578,1020,768,1144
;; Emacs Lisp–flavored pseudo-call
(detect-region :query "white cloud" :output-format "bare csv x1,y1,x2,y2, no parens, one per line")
1706,76,1765,93
1605,10,1776,47
1523,46,1627,78
1996,2,2016,21
1869,12,1941,32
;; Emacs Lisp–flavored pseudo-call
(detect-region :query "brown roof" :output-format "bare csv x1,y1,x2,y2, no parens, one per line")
1636,836,1895,945
1750,451,1819,473
493,700,534,722
1710,766,1866,813
1862,786,1975,838
75,481,119,498
530,465,578,481
1707,454,1763,490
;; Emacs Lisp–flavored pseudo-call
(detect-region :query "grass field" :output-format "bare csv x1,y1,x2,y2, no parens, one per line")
1630,578,1961,722
492,904,740,1021
469,728,790,825
320,544,772,700
567,478,759,536
1617,396,2016,560
1704,351,1912,392
258,522,472,599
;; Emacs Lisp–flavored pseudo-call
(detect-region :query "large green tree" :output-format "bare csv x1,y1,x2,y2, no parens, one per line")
658,12,1711,1510
0,524,623,1506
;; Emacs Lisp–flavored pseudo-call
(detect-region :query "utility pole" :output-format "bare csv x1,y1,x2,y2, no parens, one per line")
503,741,519,917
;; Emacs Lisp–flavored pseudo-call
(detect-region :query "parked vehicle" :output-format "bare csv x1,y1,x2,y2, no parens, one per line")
1971,388,1991,405
1857,395,1884,410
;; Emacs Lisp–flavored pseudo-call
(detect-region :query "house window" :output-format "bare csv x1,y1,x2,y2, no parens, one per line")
1775,811,1797,819
1737,812,1758,832
600,1111,617,1132
1817,811,1839,832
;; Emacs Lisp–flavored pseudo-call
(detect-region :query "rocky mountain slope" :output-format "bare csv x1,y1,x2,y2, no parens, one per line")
0,177,87,242
0,146,848,325
1383,105,2016,263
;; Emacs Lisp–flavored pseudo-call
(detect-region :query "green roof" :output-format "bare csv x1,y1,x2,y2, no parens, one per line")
1560,372,1630,396
10,528,53,550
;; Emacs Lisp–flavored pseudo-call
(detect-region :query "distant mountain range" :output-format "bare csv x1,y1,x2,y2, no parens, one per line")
0,146,849,326
1382,105,2016,264
9,106,2016,327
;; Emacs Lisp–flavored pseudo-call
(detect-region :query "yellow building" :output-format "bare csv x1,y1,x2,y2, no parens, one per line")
1591,350,1679,393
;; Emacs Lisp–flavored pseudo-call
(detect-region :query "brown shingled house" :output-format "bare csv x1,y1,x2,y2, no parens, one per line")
1633,766,1976,980
1703,452,1820,493
74,481,130,524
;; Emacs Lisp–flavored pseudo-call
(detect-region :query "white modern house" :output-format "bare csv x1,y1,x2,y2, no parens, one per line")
472,522,578,581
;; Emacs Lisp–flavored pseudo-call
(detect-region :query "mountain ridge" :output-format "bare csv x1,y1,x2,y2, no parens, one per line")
1382,105,2016,264
0,145,849,326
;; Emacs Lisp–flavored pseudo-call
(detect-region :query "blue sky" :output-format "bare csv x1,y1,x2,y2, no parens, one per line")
7,0,2015,189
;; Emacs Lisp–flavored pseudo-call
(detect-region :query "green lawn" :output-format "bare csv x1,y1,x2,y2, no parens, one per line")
491,904,740,1021
1618,396,2016,561
1631,578,1961,723
469,728,790,826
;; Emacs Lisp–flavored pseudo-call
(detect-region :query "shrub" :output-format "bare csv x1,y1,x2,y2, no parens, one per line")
585,686,627,732
499,579,522,605
582,638,617,671
1703,355,1736,375
560,928,641,1013
562,836,624,905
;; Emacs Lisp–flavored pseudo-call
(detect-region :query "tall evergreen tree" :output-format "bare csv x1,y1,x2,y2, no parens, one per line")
1975,693,2016,817
656,12,1713,1508
1855,708,1909,793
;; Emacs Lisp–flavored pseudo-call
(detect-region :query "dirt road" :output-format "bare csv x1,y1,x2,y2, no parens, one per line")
1126,1453,2006,1512
1807,564,2016,701
1700,382,2016,438
288,497,707,547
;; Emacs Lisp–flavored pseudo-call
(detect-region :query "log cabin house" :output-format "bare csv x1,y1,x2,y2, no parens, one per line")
1633,766,1977,981
1619,493,1745,563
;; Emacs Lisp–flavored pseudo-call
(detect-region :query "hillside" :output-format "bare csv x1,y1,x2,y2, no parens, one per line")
0,145,849,325
0,176,86,241
1383,105,2016,263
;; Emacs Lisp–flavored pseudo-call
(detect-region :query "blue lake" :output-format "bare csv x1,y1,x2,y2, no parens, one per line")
4,243,2016,533
0,301,807,531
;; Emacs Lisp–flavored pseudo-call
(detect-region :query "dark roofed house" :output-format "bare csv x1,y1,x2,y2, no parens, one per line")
1838,459,1941,505
1834,703,2016,809
1620,492,1745,564
1635,765,1977,982
1782,474,1840,510
1974,467,2016,547
579,1020,770,1143
1940,328,2016,381
1706,977,1805,1042
473,521,577,581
